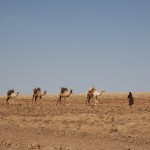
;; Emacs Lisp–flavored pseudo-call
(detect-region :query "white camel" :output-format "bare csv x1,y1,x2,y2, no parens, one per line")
86,88,105,106
93,89,105,106
6,89,19,104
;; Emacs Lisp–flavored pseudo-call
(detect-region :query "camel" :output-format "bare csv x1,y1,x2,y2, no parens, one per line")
6,89,19,104
92,89,105,106
85,87,96,105
32,88,47,104
86,87,105,106
56,87,73,105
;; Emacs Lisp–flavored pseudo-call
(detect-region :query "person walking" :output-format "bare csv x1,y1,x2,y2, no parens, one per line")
128,92,134,111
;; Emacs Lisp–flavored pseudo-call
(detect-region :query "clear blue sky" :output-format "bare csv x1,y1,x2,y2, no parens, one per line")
0,0,150,94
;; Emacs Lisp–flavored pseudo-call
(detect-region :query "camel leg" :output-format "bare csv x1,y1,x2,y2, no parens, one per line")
32,97,35,105
86,97,90,106
88,97,91,106
56,99,59,105
62,97,64,105
11,98,15,104
6,97,11,104
60,96,63,105
56,95,61,106
58,97,61,105
32,95,35,105
67,97,70,105
96,96,98,100
60,99,62,105
32,98,34,105
56,100,59,105
86,98,88,106
35,97,37,105
56,97,61,106
38,97,44,105
94,96,98,106
63,98,66,106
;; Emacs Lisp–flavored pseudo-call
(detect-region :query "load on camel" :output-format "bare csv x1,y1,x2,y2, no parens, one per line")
56,87,73,105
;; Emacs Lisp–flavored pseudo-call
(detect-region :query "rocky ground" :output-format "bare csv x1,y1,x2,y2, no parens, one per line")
0,93,150,150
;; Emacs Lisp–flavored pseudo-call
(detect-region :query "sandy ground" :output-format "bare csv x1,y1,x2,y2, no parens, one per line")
0,93,150,150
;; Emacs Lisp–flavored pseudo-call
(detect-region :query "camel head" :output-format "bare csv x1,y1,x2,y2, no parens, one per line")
43,90,47,94
100,89,105,94
70,89,73,94
102,89,105,92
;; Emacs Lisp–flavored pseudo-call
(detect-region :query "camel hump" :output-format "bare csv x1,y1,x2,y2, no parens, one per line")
88,87,96,93
7,89,14,96
33,88,37,93
61,87,68,93
88,87,93,92
33,87,41,93
37,87,41,91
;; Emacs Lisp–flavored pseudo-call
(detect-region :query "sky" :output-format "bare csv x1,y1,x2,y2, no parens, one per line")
0,0,150,94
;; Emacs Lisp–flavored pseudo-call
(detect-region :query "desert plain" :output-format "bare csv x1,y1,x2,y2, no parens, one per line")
0,92,150,150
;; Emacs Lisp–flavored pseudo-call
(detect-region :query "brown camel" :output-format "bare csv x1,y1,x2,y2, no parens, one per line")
86,87,96,105
32,88,47,104
56,87,73,105
6,89,19,104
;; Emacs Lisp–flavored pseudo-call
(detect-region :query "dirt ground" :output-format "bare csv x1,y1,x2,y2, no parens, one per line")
0,92,150,150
